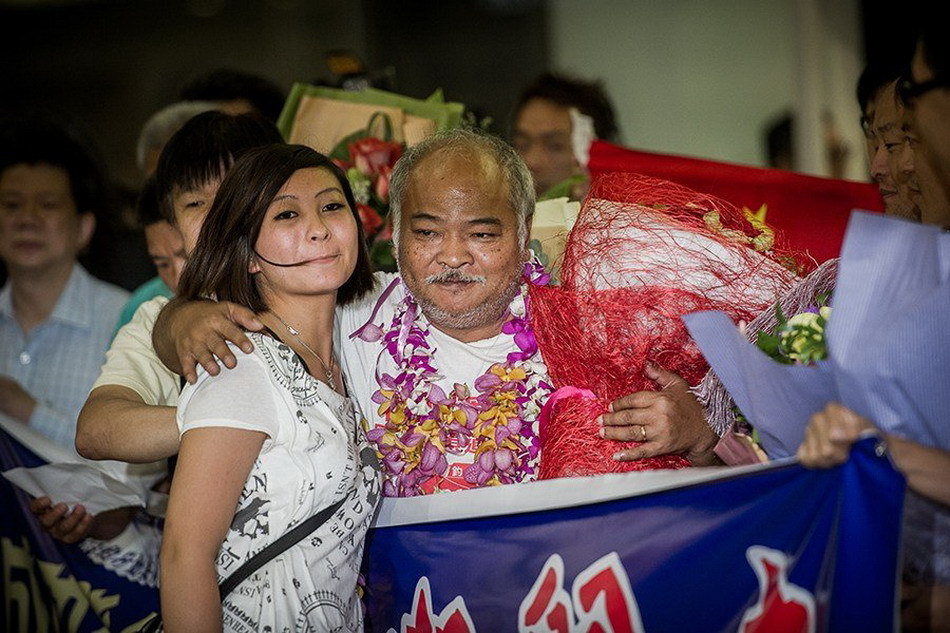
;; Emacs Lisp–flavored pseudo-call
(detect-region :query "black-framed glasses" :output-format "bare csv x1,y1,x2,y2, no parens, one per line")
898,76,950,103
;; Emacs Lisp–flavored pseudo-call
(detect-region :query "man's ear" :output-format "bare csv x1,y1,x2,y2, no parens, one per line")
78,212,96,250
522,211,534,251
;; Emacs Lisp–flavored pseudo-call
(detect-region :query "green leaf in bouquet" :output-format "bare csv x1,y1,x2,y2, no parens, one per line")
527,239,550,269
755,331,784,361
539,174,586,201
327,111,398,162
329,128,365,162
346,167,372,205
773,302,787,327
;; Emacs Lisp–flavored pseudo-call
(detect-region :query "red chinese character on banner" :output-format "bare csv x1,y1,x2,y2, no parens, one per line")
518,553,644,633
392,577,475,633
739,546,816,633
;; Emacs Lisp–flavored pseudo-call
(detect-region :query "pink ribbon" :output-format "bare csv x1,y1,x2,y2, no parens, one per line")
538,386,597,432
350,276,402,342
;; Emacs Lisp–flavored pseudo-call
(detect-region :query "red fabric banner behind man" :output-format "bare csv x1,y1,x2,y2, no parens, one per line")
587,141,884,263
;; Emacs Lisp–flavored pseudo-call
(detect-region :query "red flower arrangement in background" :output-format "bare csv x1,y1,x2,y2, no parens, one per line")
333,134,403,271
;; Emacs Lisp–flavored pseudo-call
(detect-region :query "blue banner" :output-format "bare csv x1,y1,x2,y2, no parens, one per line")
363,438,904,633
4,414,904,632
1,423,159,632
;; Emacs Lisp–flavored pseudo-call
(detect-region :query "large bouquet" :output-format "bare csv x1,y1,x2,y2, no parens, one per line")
277,84,466,270
755,301,831,367
530,172,800,478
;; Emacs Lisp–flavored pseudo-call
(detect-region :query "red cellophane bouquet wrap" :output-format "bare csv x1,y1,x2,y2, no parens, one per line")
530,172,802,479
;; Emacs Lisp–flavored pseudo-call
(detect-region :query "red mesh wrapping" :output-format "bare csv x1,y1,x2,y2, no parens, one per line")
532,172,799,479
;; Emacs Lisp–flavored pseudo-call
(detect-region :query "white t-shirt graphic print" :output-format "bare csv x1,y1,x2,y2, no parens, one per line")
177,332,380,632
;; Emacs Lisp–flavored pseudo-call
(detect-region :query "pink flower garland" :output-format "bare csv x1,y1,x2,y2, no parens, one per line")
358,259,552,497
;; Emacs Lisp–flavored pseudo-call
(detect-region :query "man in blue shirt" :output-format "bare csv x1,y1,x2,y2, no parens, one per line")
0,118,128,448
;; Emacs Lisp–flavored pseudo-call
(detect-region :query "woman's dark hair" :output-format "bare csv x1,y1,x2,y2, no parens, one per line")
154,111,283,224
178,144,375,310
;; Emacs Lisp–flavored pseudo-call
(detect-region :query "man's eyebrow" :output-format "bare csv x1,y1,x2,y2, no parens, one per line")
875,121,899,134
409,212,442,222
468,217,503,227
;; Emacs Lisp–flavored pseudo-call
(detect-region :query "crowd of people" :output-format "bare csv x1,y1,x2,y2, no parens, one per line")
1,19,948,633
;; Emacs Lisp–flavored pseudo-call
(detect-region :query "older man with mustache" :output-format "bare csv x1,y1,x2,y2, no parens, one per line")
154,129,720,497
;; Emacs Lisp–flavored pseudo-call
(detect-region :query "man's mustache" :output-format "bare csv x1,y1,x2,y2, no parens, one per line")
424,269,487,284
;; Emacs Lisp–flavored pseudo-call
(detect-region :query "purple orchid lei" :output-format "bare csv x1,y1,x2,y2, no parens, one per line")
357,257,553,497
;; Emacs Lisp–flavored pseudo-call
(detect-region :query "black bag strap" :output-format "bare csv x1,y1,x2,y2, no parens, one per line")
218,496,346,600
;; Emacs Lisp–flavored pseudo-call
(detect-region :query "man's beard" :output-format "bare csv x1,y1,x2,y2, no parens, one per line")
400,257,524,333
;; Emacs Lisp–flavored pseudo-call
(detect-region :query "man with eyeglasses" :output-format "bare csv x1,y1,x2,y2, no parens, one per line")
901,26,950,221
799,20,950,631
857,61,920,221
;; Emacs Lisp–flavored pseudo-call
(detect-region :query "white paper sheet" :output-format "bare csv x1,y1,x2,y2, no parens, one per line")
3,462,147,515
1,412,167,514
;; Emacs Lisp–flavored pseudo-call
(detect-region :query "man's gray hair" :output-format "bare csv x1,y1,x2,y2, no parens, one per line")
389,128,535,248
136,101,217,175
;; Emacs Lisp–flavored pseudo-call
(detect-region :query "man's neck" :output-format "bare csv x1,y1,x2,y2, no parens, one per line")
418,278,525,344
429,318,507,344
8,262,74,335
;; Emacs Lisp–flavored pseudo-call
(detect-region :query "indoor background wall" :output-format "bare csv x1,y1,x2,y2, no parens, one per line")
547,0,866,180
1,0,371,186
2,0,875,189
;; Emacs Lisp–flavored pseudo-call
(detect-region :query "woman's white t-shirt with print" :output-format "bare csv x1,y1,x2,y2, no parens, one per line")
177,332,380,633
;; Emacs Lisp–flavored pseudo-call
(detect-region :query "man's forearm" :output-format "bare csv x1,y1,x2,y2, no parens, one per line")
152,296,190,374
887,434,950,506
687,425,724,466
76,385,179,462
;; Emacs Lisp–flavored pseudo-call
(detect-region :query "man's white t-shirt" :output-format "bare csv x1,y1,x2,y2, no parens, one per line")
91,296,180,407
336,272,521,493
